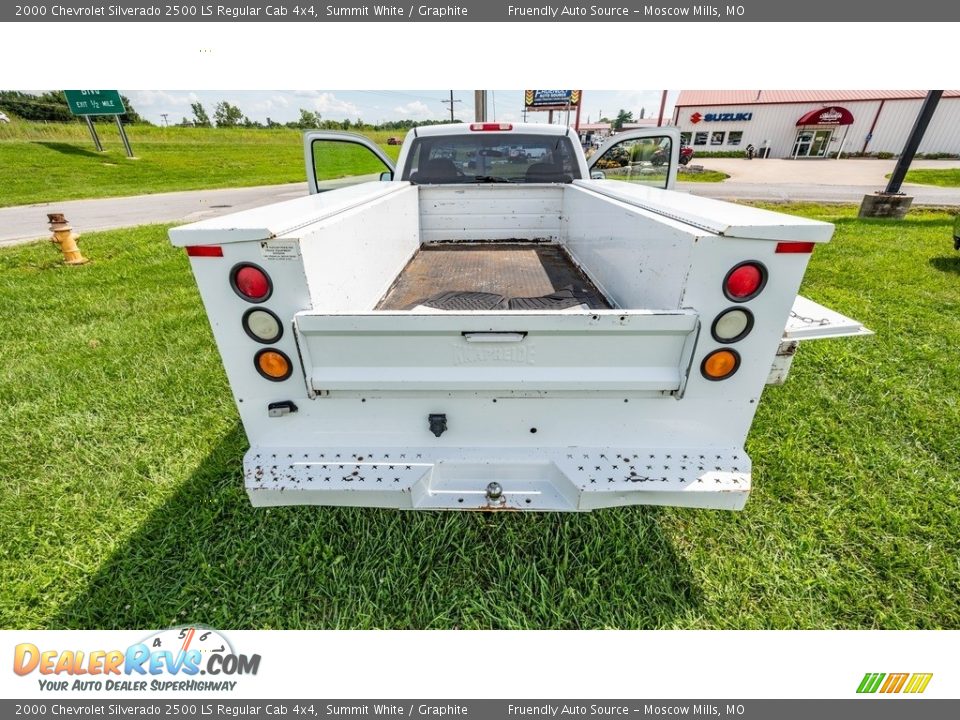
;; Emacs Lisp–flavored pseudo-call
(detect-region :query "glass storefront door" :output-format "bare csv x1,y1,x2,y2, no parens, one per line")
793,129,833,158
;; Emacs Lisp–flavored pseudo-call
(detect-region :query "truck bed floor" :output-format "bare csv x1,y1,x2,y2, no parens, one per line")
376,243,611,311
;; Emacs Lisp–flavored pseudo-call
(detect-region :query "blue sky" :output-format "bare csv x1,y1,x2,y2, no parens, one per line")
126,90,679,126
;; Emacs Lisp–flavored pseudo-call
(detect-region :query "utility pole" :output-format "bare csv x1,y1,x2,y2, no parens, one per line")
474,91,487,122
442,91,461,122
160,113,169,127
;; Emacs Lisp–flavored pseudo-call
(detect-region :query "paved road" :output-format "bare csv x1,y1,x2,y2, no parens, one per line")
682,157,960,205
688,157,960,185
3,162,959,247
0,183,309,248
685,181,960,205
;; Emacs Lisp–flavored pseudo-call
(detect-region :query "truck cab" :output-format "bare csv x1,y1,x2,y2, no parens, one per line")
169,123,868,512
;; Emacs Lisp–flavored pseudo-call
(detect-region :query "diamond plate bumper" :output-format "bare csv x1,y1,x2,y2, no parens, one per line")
244,446,751,511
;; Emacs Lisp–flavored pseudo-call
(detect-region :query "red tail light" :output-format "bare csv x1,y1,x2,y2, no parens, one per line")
723,262,766,302
776,242,816,254
469,123,513,131
185,245,223,257
230,263,272,302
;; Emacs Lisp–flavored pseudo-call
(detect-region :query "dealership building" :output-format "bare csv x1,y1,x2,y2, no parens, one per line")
671,90,960,158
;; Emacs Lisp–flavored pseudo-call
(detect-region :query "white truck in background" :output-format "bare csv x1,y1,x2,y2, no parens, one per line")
169,122,869,512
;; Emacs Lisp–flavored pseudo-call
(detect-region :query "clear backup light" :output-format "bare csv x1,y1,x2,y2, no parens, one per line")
230,263,272,302
243,308,283,344
711,307,754,343
723,261,766,302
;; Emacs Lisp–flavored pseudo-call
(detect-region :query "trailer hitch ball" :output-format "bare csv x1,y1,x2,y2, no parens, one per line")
428,413,447,438
486,482,503,501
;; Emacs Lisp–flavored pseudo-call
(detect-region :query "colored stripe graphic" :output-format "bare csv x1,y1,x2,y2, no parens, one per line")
904,673,934,694
880,673,909,693
857,673,885,693
857,672,932,694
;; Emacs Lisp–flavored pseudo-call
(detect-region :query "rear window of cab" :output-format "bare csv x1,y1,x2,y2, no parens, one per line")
402,134,582,184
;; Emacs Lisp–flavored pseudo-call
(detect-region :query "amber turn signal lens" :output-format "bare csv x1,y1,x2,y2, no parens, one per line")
254,349,292,381
701,349,740,381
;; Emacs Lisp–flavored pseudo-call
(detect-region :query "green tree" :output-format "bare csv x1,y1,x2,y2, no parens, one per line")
190,102,211,127
295,108,322,129
613,109,634,131
214,101,244,128
0,91,145,124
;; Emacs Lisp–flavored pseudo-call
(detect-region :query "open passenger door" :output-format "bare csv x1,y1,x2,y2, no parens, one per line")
588,127,681,190
768,295,873,384
304,131,396,194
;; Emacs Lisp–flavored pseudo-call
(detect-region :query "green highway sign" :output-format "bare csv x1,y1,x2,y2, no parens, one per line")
63,90,126,116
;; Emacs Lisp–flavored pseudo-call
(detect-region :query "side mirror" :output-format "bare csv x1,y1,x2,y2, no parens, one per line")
591,171,605,180
379,171,394,181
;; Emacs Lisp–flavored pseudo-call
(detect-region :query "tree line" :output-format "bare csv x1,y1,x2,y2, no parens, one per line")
0,91,145,124
0,91,456,131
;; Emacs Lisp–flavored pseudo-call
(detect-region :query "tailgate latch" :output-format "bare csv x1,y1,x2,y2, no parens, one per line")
268,401,299,418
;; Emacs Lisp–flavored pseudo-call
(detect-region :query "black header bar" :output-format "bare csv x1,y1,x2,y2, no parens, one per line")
4,0,958,22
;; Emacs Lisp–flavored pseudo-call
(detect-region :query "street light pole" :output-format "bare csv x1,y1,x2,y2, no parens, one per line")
884,90,943,195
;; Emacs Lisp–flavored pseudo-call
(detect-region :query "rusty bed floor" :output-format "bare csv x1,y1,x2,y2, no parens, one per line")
375,243,612,311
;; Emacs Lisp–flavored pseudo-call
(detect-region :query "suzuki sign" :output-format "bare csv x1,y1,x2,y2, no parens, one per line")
691,111,753,123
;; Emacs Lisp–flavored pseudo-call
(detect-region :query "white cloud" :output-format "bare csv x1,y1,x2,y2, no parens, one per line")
252,95,291,113
130,90,198,107
393,100,431,117
309,92,361,117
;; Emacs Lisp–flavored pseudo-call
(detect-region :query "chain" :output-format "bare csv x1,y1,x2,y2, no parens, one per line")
789,310,831,326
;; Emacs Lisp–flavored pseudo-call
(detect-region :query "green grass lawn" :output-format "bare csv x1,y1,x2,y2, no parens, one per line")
1,207,958,629
0,122,401,207
899,168,960,187
677,169,729,183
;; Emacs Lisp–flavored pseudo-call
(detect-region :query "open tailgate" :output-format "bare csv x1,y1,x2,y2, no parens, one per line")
768,295,872,384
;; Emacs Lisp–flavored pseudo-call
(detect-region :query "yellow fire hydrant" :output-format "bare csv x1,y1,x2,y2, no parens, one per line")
48,213,89,265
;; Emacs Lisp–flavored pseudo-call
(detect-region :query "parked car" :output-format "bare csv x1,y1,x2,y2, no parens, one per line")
954,213,960,251
0,111,10,124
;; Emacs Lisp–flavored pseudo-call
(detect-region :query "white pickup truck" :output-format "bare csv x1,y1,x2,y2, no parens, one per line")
169,122,869,512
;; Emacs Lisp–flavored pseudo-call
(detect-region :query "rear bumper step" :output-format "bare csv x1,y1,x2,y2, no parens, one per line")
244,446,751,511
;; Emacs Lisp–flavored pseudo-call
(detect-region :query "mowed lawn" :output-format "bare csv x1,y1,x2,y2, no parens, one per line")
903,168,960,187
0,206,958,629
0,122,401,207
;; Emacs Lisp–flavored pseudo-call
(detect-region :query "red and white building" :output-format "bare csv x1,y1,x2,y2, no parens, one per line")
673,90,960,158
